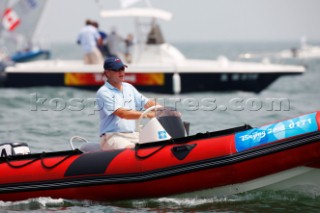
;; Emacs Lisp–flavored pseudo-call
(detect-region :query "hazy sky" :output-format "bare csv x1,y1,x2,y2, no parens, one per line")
34,0,320,43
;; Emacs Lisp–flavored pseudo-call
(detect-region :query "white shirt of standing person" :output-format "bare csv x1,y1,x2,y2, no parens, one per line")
78,25,101,54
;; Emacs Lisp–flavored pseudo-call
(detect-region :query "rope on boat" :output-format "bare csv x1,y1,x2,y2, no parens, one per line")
4,156,42,168
134,139,172,159
1,150,81,169
40,152,75,169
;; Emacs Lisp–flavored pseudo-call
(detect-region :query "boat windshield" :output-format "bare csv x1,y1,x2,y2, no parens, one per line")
156,107,186,139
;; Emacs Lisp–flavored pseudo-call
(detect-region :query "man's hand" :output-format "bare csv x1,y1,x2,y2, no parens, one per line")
145,111,156,119
144,99,160,109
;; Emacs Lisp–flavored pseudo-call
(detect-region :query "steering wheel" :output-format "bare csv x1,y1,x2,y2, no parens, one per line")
137,105,163,132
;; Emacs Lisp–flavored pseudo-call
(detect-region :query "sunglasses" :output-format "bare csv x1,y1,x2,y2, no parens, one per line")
110,67,125,72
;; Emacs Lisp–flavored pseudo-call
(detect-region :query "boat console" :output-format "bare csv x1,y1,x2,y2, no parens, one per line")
138,106,188,144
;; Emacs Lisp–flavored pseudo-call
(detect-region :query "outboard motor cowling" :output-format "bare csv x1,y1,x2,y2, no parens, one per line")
0,143,31,157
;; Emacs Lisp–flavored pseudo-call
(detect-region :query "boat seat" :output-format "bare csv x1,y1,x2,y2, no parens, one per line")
79,143,102,153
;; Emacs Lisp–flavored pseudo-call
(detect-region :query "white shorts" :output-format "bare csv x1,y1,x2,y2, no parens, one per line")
84,48,104,65
100,132,139,150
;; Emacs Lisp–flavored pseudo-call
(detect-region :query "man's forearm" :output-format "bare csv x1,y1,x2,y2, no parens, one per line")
114,108,155,119
114,108,142,119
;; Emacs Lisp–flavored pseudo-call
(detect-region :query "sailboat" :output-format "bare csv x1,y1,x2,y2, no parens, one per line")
2,0,305,94
0,0,50,63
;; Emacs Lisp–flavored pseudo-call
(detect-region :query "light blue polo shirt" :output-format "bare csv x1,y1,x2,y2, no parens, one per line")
96,82,149,135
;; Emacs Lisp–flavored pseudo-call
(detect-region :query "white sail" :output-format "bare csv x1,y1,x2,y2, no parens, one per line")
8,0,47,41
1,0,47,53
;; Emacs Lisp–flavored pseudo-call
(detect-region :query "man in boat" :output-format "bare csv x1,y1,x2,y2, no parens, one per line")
77,19,104,64
97,56,157,150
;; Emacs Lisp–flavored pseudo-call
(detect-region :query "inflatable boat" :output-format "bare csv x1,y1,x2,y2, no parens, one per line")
0,108,319,202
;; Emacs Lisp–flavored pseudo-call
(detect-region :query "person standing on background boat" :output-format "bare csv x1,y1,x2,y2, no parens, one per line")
91,21,110,58
106,27,124,57
77,19,104,64
124,33,134,63
97,56,158,150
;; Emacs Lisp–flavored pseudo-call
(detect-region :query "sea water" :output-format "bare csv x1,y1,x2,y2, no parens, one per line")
0,41,320,212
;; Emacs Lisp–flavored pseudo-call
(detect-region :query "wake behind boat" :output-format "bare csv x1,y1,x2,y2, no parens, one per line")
0,108,319,202
2,5,305,94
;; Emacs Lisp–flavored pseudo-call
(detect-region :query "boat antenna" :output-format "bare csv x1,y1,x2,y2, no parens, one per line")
144,0,152,8
95,0,104,10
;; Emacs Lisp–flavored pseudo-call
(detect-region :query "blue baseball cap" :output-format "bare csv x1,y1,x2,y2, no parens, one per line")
103,57,127,71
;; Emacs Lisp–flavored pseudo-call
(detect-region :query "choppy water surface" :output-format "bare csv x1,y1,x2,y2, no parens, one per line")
1,41,320,212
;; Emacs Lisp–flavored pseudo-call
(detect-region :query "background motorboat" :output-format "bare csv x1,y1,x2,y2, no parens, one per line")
2,4,305,94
